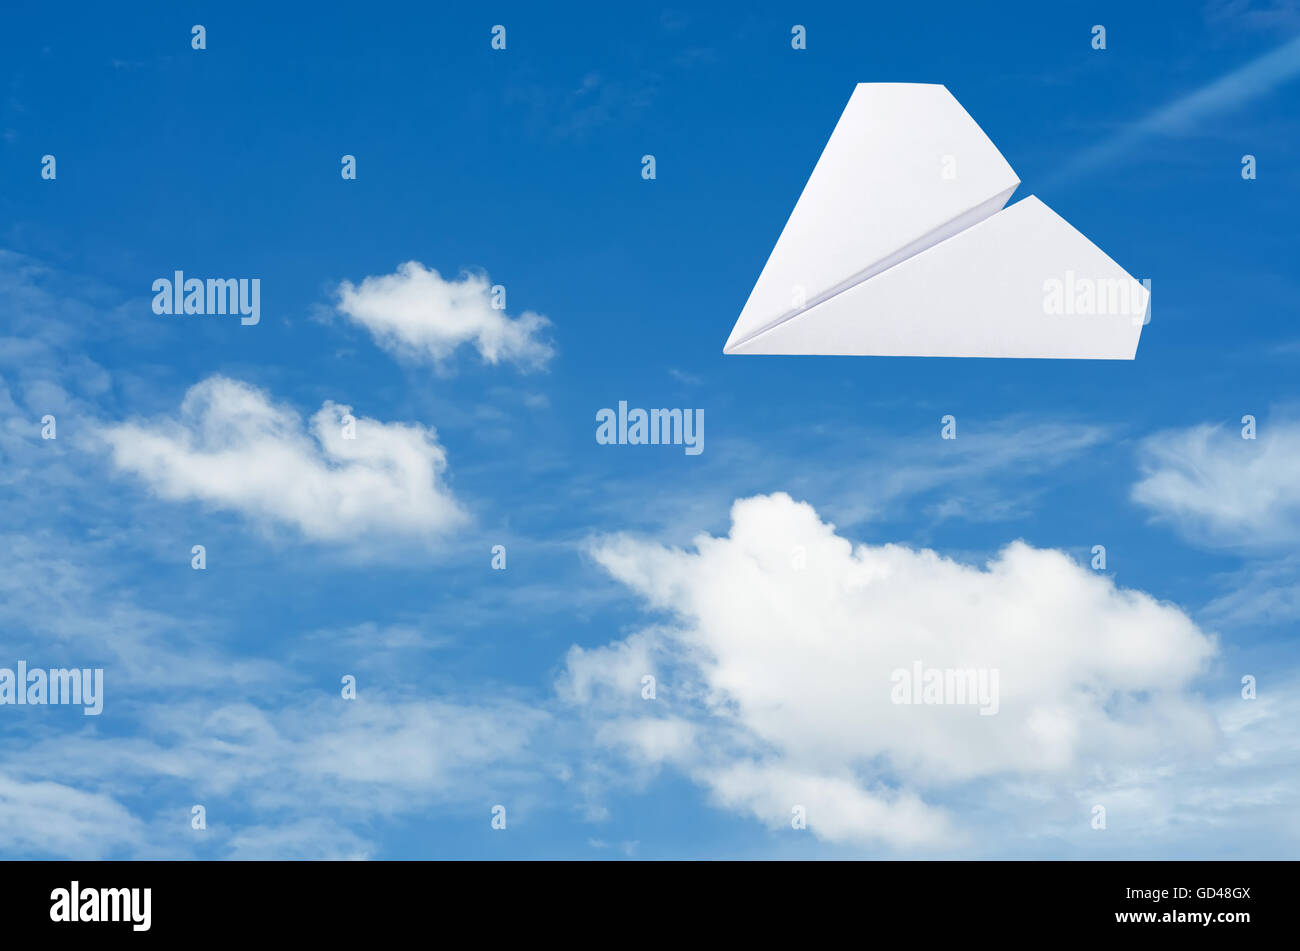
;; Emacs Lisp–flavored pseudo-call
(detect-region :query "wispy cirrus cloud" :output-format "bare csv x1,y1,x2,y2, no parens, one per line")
1205,0,1300,34
0,775,145,860
1,692,548,858
1046,31,1300,185
1132,417,1300,549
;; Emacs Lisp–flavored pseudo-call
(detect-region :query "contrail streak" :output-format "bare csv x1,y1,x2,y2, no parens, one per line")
1045,32,1300,187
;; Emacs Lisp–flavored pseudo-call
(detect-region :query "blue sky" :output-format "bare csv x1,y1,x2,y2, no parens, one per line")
1,0,1298,859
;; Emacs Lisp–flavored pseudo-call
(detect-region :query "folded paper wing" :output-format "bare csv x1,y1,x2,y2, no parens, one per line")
723,83,1148,359
729,196,1148,358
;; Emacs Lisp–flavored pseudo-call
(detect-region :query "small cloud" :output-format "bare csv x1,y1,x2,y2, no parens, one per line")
101,375,467,543
1133,417,1300,549
336,261,554,372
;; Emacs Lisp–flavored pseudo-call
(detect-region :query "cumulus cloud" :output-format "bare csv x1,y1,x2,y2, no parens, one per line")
1132,419,1300,548
101,375,467,542
566,493,1218,850
336,261,554,370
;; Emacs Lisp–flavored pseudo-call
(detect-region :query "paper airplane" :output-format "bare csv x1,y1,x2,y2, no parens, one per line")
723,84,1149,359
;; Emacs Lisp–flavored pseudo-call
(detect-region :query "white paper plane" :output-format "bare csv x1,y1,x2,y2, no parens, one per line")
723,84,1149,359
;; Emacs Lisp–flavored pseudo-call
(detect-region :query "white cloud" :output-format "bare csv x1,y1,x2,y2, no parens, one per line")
291,697,541,799
0,531,280,692
101,375,467,542
0,774,144,858
1047,31,1300,185
336,261,554,370
568,492,1219,850
3,693,547,857
225,819,374,861
1201,555,1300,628
1132,419,1300,548
730,416,1110,530
986,680,1300,857
594,716,698,766
704,762,958,850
